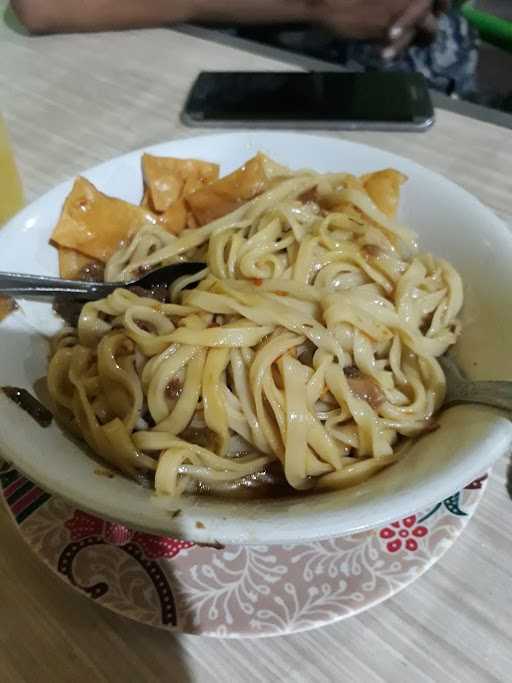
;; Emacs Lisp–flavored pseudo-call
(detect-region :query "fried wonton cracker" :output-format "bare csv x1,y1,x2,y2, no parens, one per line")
51,177,156,263
0,296,17,322
186,153,288,226
142,154,219,213
361,169,407,218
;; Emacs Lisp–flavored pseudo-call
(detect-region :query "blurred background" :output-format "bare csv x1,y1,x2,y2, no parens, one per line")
471,0,512,110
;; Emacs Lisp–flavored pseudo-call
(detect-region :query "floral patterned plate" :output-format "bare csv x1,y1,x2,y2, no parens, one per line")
0,459,487,638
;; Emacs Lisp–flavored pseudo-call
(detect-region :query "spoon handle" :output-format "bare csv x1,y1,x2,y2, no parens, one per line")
0,272,114,299
451,380,512,412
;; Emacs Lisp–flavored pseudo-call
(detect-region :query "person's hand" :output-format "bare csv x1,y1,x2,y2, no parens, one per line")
308,0,451,59
383,0,451,59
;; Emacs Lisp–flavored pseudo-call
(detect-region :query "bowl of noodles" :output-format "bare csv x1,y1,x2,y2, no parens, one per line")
1,132,511,545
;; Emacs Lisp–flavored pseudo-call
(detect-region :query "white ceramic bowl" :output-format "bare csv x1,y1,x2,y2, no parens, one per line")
1,132,511,545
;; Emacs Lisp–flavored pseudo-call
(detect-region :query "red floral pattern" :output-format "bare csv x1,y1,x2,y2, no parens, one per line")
379,515,428,553
65,510,194,559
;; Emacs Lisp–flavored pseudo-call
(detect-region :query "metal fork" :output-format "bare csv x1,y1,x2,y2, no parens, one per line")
0,262,206,300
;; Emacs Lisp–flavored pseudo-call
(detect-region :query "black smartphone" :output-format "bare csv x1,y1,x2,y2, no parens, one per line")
182,71,434,132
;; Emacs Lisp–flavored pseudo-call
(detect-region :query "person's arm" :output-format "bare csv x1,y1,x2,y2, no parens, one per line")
11,0,447,53
10,0,314,35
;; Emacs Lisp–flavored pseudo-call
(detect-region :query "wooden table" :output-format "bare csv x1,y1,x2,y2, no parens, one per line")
1,7,512,682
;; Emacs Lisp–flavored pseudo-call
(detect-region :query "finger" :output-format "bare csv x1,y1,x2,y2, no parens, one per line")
433,0,450,16
381,27,416,60
388,0,432,40
415,12,439,44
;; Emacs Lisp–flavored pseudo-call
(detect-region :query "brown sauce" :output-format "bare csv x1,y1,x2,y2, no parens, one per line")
195,463,295,500
78,262,105,282
129,284,169,302
344,366,384,410
343,365,361,378
362,244,383,259
53,299,84,327
298,187,318,204
179,426,216,451
134,318,152,332
166,377,183,400
53,262,104,326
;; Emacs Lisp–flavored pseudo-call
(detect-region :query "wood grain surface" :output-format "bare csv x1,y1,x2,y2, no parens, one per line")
1,6,511,682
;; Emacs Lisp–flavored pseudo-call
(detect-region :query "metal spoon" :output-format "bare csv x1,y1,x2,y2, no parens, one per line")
439,355,512,413
0,262,206,301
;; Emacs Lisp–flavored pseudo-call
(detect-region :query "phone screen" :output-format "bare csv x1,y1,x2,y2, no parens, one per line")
184,71,433,126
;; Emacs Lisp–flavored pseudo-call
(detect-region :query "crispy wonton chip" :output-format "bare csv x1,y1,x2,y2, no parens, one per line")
186,153,287,226
140,188,151,209
0,296,17,322
141,193,193,236
158,199,190,235
51,177,156,263
141,155,219,234
58,247,104,281
142,154,219,213
361,169,407,218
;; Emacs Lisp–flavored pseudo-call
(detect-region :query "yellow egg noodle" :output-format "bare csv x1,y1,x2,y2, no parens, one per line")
47,158,463,497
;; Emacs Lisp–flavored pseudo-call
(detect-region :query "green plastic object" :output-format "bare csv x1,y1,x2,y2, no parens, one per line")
460,1,512,53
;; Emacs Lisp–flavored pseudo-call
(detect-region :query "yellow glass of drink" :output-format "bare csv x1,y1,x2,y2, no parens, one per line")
0,114,24,226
